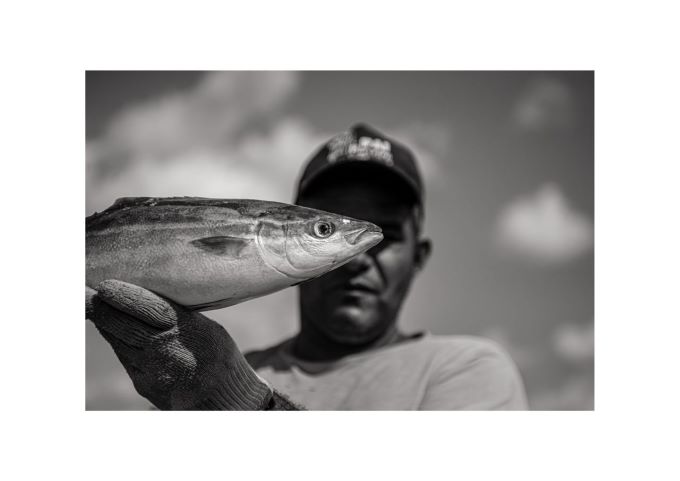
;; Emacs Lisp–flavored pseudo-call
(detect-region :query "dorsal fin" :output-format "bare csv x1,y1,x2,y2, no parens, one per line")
112,196,154,208
89,197,219,219
86,197,155,224
86,197,304,226
105,197,284,212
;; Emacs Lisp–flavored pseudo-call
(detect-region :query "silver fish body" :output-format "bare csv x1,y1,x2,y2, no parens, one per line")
86,197,383,311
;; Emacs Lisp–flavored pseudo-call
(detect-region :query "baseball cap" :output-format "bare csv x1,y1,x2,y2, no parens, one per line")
294,123,424,207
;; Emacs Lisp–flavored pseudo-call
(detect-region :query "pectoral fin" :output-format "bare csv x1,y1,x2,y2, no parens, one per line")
190,236,251,257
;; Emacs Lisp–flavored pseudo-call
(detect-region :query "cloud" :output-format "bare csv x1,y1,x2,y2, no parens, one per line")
495,183,593,264
483,321,594,410
553,321,594,364
513,77,574,131
92,71,299,164
531,374,594,410
535,321,594,409
86,72,309,214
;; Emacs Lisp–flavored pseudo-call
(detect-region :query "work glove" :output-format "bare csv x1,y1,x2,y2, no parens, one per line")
86,280,273,410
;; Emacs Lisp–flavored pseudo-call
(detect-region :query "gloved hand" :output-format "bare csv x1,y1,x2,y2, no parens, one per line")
86,280,273,410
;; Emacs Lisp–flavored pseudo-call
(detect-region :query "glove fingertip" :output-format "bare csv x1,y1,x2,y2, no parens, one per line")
85,286,97,318
97,279,145,300
97,279,178,330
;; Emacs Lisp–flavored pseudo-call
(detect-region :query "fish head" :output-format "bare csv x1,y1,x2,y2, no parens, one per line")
256,205,383,280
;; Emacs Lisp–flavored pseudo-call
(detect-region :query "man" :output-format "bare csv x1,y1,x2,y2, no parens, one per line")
86,123,528,410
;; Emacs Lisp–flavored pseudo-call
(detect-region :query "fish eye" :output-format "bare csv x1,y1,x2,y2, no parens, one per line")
313,220,335,238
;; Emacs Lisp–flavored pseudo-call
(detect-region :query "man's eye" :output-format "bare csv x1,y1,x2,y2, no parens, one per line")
313,221,335,238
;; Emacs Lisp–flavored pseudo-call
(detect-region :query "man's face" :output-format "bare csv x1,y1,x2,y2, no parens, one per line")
298,175,429,345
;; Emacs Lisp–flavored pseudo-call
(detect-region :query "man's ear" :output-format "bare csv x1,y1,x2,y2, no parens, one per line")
414,238,432,272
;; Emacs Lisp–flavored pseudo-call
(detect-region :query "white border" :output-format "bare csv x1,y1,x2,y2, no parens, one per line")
3,1,679,479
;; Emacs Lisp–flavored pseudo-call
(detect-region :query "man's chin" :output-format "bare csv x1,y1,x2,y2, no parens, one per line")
319,309,384,345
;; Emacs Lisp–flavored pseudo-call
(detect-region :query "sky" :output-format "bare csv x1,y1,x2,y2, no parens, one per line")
86,71,594,410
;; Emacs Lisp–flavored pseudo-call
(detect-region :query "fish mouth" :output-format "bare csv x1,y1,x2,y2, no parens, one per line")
344,224,383,246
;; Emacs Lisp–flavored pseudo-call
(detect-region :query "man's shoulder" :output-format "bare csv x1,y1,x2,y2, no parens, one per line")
244,333,517,377
402,333,512,362
412,334,527,409
401,334,522,382
245,334,510,367
244,339,292,371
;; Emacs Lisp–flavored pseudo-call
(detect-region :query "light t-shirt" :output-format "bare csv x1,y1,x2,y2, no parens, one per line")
245,333,528,410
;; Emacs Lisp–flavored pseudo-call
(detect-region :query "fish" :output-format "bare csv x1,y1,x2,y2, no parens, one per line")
86,197,383,311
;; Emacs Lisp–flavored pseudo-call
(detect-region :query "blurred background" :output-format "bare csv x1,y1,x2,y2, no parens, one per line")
86,71,594,410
